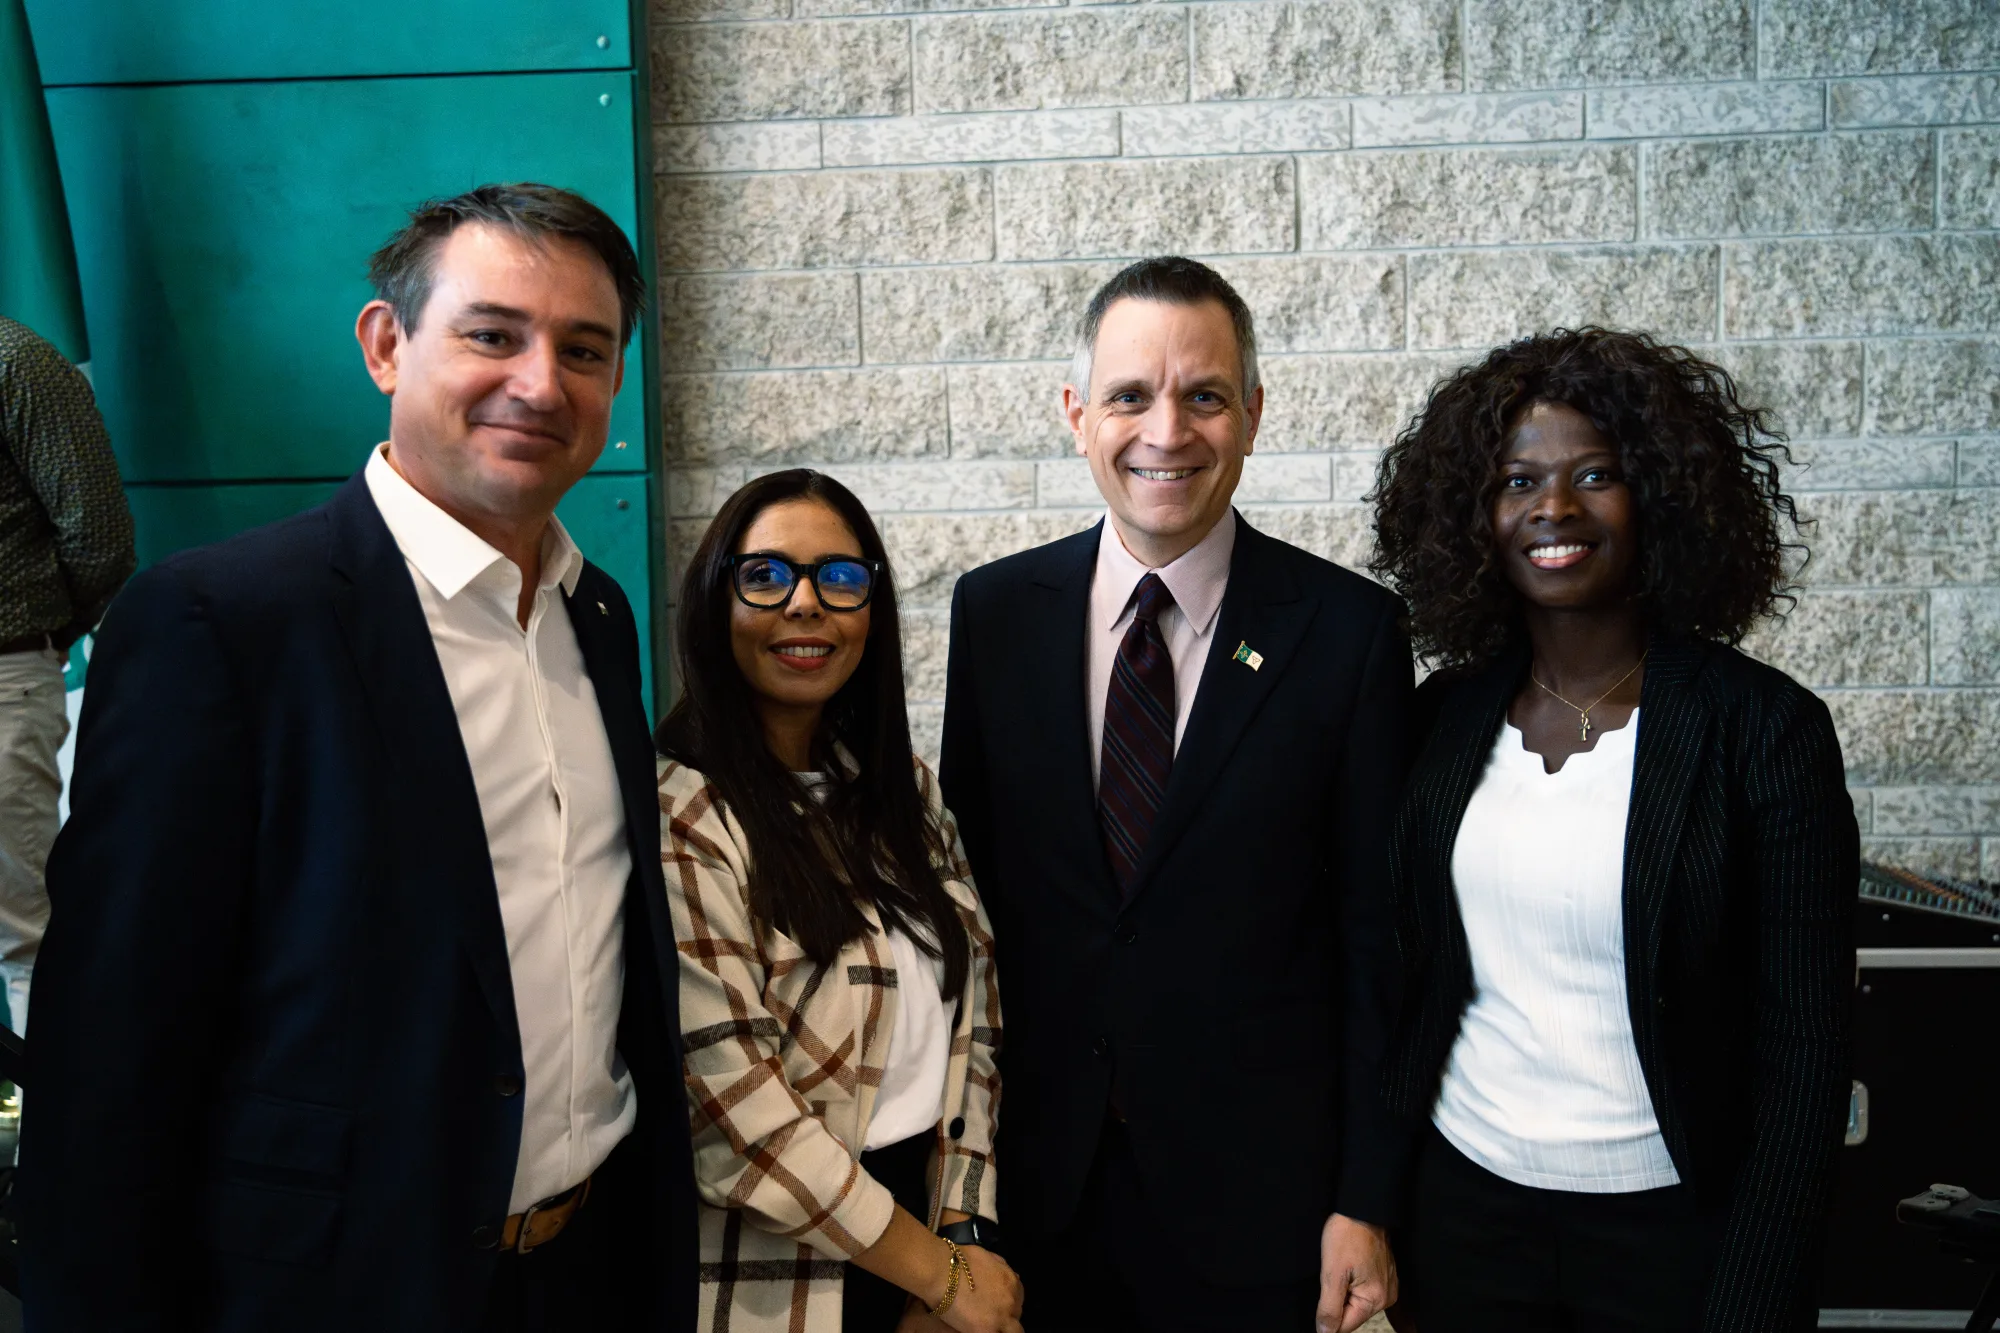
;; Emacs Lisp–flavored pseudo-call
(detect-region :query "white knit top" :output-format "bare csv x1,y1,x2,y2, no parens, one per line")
1432,712,1682,1194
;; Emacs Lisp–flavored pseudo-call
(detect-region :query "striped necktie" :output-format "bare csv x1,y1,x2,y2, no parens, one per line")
1098,572,1176,897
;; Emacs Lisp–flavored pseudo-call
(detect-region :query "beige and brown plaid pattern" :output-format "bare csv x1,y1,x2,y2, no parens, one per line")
660,756,1002,1333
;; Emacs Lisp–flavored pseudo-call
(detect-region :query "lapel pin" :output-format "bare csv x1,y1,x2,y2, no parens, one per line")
596,601,608,616
1232,641,1264,671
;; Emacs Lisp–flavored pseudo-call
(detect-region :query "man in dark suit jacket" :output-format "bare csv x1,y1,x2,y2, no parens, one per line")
940,257,1415,1333
20,184,697,1331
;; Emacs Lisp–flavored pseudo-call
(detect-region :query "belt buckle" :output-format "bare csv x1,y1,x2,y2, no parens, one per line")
514,1198,547,1255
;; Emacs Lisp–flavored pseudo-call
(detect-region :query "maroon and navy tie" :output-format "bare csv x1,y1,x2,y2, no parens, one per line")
1098,573,1176,897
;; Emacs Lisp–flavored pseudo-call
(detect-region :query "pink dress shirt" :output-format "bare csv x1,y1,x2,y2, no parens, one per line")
1085,509,1237,791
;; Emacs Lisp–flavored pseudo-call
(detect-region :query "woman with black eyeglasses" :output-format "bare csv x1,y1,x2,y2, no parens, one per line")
655,469,1023,1333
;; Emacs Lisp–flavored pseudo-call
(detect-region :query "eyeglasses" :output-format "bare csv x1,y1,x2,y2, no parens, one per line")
727,553,882,612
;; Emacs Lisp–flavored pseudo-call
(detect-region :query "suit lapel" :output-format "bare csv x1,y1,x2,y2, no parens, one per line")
324,474,520,1045
561,575,656,889
1622,636,1713,986
1404,651,1519,955
1122,518,1317,902
562,574,684,1039
1025,523,1117,914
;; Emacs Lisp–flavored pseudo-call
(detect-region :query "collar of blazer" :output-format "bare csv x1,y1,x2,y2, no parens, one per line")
1024,511,1322,907
1406,631,1718,987
322,471,670,1045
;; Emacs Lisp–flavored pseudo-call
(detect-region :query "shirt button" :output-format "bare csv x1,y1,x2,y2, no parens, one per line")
495,1075,522,1097
1116,929,1138,946
471,1224,499,1249
1092,1036,1110,1059
1656,996,1669,1011
948,1116,966,1139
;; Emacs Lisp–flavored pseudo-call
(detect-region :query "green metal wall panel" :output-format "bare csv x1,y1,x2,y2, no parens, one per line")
126,474,657,703
555,472,656,705
127,482,340,567
47,72,646,485
26,0,629,86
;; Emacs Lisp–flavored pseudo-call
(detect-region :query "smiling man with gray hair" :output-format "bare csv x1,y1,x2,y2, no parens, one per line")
940,256,1417,1332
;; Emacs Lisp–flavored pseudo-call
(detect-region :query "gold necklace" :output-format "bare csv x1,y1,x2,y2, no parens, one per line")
1531,654,1645,743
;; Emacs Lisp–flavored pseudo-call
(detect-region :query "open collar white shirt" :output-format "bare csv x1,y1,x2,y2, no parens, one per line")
364,444,636,1212
1086,508,1237,790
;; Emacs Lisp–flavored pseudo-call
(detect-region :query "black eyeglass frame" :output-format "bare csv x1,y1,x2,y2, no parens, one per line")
725,553,884,612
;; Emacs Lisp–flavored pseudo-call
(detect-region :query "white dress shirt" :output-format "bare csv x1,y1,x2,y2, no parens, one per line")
365,445,636,1212
1433,713,1681,1194
1086,510,1236,790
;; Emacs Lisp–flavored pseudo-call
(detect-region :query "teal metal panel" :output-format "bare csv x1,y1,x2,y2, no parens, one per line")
26,0,629,86
557,473,656,707
126,473,656,707
48,72,647,485
127,482,340,568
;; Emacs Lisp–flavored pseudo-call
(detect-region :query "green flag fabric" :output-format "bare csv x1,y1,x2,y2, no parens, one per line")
0,0,88,365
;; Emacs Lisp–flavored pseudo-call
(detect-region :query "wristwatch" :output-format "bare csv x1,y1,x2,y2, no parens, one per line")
937,1217,1003,1255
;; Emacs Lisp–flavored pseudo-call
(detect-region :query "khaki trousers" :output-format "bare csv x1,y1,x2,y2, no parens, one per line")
0,646,69,1036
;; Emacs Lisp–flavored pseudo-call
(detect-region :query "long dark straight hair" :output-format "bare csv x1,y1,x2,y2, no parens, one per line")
654,469,969,998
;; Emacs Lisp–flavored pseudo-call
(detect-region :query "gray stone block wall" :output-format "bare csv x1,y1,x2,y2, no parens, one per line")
649,0,2000,881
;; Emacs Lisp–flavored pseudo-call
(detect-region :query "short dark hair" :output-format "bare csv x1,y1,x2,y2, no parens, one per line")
1369,327,1806,670
1070,256,1259,401
366,182,645,345
654,469,970,1000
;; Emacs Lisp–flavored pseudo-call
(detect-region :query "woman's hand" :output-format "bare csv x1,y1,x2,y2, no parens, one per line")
852,1208,1022,1333
894,1297,948,1333
936,1244,1023,1333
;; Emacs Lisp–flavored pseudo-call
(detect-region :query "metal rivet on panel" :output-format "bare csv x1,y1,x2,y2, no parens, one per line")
596,34,610,48
616,499,630,510
615,440,627,449
599,93,612,107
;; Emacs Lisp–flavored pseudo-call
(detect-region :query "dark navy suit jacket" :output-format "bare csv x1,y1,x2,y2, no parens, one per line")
21,473,698,1331
939,514,1417,1285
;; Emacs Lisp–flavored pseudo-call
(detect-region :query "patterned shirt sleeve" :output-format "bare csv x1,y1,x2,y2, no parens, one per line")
0,317,136,643
917,758,1003,1223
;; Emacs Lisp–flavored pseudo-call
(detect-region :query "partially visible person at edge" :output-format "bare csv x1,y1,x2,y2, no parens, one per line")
1371,327,1858,1332
0,315,134,1040
22,184,698,1330
655,469,1022,1333
940,256,1416,1333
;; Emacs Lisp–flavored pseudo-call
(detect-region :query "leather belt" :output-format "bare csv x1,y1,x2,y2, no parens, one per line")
0,633,53,656
499,1175,593,1255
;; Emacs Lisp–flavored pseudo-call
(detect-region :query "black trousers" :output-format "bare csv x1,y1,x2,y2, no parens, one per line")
1011,1118,1318,1333
1405,1127,1717,1333
478,1135,639,1332
842,1130,936,1333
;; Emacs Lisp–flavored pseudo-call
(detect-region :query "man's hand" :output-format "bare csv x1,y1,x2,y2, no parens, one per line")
1317,1213,1398,1333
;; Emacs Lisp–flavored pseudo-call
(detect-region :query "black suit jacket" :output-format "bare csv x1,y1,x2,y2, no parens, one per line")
21,474,698,1332
940,514,1416,1284
1382,636,1857,1331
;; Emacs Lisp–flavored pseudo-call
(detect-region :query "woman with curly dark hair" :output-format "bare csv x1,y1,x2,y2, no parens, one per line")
1371,328,1858,1331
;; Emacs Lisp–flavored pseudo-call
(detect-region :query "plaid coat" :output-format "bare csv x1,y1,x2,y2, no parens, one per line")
658,757,1002,1333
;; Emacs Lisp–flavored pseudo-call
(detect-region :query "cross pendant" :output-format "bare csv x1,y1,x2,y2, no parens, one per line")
1579,716,1593,742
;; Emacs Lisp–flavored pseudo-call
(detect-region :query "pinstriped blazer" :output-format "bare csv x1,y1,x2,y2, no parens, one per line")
1383,635,1858,1333
659,756,1001,1333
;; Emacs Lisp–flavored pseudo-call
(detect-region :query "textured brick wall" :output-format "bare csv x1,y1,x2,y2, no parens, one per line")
649,0,2000,881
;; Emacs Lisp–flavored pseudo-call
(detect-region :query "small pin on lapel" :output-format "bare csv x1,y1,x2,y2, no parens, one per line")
596,601,608,616
1232,640,1264,671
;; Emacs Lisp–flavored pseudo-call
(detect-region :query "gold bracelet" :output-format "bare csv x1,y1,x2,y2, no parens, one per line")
930,1238,965,1317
